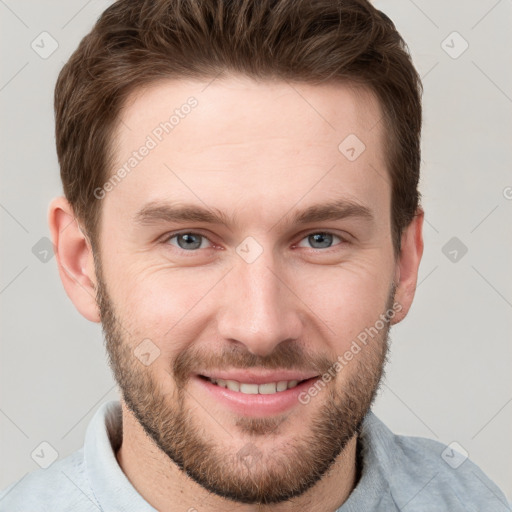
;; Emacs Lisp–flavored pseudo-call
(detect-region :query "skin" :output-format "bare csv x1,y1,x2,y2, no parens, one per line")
49,76,423,511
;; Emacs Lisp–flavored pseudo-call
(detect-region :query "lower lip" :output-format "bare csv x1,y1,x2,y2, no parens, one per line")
192,376,319,417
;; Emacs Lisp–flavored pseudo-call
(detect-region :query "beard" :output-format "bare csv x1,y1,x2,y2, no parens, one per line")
95,258,393,505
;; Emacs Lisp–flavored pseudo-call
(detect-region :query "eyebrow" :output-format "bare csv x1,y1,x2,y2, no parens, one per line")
134,198,374,228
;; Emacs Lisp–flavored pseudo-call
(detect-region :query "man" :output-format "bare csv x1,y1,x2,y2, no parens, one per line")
1,0,509,510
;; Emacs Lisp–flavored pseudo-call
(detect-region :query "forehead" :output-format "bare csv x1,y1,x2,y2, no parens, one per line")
104,76,389,229
116,76,384,155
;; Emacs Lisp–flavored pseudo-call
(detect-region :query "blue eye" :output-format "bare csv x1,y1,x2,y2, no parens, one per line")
297,232,343,249
167,232,211,251
163,231,344,253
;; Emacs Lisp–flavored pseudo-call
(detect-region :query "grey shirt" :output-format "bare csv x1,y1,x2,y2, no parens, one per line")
1,400,509,511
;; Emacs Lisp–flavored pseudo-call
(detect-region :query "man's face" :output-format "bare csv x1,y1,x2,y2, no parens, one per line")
94,77,399,504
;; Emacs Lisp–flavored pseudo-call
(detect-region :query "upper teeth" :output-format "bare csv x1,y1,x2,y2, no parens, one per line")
209,378,301,394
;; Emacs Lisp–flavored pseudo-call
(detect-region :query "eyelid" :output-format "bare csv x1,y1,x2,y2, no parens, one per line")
294,231,347,249
162,230,216,250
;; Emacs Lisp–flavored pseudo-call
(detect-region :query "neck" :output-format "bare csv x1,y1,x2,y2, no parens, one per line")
116,402,360,512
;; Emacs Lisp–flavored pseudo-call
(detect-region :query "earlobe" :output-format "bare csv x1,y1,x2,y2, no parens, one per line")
390,208,424,325
48,197,101,323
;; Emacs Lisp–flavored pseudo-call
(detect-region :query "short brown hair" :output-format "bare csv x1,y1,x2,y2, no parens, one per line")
55,0,422,255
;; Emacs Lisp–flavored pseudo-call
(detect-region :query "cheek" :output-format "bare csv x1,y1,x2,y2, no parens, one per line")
292,260,393,347
111,263,223,351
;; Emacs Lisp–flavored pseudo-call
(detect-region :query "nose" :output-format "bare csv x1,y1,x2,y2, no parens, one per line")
216,248,303,357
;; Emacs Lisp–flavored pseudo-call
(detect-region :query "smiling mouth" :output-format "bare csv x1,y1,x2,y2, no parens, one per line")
199,375,317,395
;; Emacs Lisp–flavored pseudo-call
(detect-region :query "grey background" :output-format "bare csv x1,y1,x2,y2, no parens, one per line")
1,0,511,503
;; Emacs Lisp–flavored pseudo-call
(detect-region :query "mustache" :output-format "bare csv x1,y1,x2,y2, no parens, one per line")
173,341,334,386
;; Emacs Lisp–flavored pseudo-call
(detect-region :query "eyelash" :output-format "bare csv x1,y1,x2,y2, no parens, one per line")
162,230,347,253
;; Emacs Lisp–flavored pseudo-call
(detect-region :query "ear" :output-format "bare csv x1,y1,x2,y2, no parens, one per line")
390,208,424,325
48,196,100,323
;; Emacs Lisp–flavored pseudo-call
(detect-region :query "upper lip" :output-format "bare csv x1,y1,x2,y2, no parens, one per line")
198,370,319,384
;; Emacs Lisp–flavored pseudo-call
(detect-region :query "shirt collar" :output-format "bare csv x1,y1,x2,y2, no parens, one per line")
336,411,394,511
84,400,157,511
